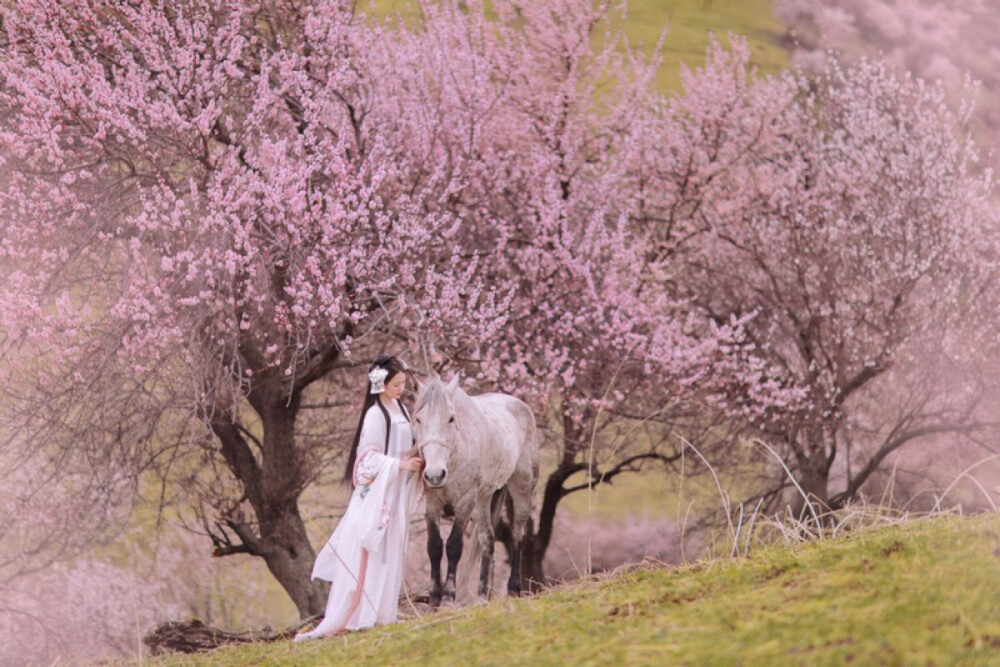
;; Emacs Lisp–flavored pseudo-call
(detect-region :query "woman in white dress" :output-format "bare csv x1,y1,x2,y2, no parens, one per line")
295,355,423,641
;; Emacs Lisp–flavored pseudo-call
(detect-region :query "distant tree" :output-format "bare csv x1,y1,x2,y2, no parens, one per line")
0,450,132,648
776,0,1000,169
667,45,998,513
0,550,186,665
0,440,140,663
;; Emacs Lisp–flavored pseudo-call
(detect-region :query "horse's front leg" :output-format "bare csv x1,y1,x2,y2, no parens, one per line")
443,513,469,602
426,515,444,608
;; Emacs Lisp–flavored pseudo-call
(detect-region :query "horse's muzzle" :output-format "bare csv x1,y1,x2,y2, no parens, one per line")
423,468,447,488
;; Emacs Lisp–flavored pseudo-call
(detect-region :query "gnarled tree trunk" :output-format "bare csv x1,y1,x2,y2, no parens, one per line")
209,381,326,618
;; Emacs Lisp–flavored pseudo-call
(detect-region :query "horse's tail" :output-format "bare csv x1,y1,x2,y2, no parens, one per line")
455,487,508,603
454,522,481,604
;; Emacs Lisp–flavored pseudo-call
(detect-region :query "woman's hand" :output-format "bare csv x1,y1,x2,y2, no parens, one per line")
400,455,424,472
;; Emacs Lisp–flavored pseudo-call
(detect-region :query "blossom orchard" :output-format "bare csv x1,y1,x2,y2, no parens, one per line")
0,513,272,666
1,0,993,625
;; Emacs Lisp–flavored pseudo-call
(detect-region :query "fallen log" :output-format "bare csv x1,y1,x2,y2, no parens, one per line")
143,615,321,655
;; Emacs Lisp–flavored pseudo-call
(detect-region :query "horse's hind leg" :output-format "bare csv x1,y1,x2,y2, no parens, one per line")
427,516,444,608
476,490,506,598
476,494,497,599
506,484,532,597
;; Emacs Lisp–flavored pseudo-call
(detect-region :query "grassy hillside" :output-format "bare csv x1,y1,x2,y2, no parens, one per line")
621,0,787,89
147,512,1000,665
376,0,789,92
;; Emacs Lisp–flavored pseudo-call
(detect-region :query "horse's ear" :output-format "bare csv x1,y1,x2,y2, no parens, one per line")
446,374,460,394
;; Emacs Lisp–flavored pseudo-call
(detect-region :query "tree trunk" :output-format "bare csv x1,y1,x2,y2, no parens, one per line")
257,392,326,618
212,385,327,618
520,412,590,587
519,516,543,592
522,459,587,588
790,465,830,522
258,503,327,617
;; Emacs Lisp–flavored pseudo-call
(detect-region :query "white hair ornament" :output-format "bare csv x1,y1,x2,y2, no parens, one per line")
369,367,389,394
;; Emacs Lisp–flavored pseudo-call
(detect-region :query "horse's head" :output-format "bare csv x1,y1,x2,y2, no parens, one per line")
413,375,460,488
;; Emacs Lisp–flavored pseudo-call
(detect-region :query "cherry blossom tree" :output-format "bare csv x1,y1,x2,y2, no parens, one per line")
668,44,998,513
383,5,786,582
396,0,1000,562
0,0,509,617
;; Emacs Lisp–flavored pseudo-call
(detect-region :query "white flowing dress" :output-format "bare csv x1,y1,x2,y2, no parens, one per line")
296,402,421,639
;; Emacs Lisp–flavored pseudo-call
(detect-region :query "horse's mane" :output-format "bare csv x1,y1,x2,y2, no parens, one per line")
415,377,450,414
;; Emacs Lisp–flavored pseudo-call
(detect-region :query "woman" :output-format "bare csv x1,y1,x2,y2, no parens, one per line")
295,355,423,641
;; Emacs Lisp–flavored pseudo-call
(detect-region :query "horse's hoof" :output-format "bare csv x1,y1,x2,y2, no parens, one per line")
507,585,521,598
429,595,442,609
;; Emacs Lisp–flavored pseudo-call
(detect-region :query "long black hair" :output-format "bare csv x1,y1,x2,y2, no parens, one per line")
343,354,410,484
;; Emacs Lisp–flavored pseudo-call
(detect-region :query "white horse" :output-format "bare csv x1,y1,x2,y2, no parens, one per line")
412,376,539,603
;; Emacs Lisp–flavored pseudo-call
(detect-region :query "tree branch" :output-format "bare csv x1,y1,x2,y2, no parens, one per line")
831,420,987,507
562,452,682,496
206,517,269,559
210,416,264,514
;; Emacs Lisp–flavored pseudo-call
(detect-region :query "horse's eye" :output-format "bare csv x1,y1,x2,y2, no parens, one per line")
415,418,421,425
448,415,455,423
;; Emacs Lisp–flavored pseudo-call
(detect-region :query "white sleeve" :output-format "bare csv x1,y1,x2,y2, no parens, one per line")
353,407,388,487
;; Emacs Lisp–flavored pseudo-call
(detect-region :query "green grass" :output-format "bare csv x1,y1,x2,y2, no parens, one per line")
375,0,788,93
620,0,788,90
145,512,1000,666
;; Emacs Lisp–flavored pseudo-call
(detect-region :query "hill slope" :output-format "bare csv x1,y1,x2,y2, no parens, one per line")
151,512,1000,665
375,0,788,92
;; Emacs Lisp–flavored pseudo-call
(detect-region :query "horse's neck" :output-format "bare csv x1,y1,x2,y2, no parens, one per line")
454,389,486,460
